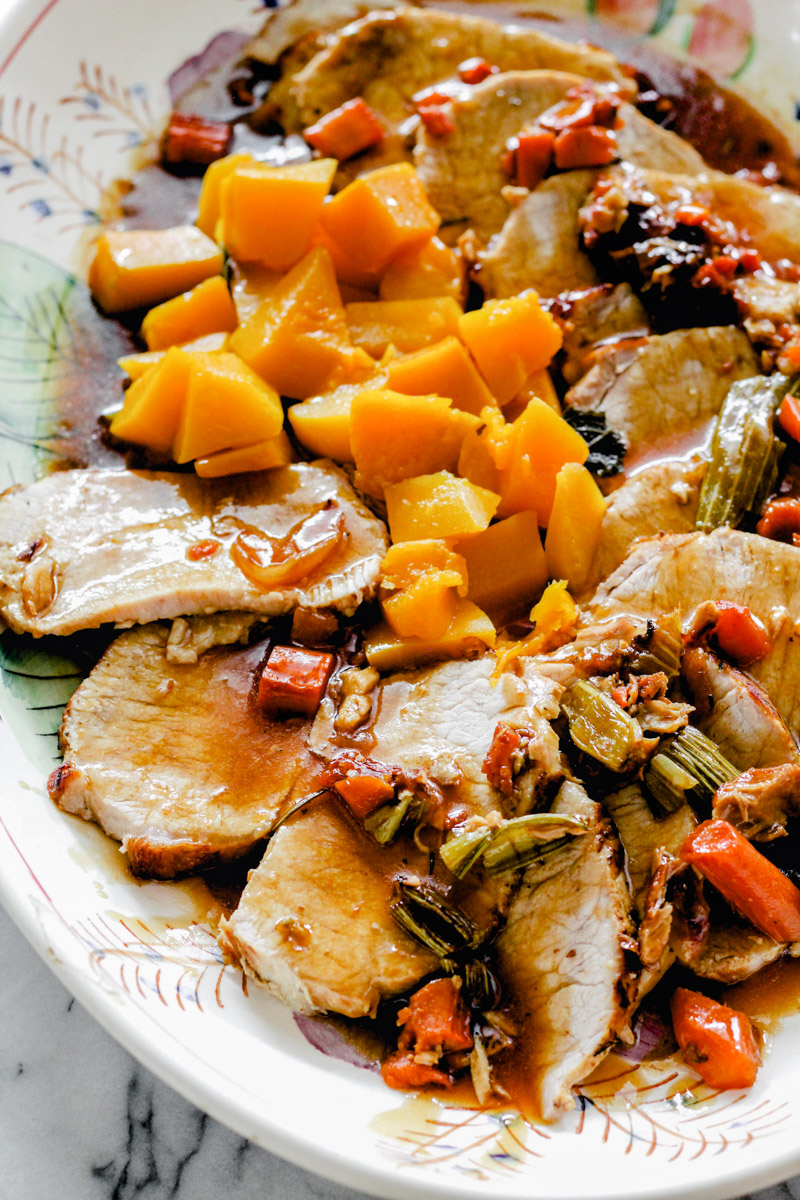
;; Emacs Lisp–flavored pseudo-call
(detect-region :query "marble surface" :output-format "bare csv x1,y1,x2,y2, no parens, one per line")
0,904,796,1200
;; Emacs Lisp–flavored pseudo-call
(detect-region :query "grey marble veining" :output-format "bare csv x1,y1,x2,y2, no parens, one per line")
0,902,795,1200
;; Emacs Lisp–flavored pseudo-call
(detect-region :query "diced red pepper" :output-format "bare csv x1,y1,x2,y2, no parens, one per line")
681,819,800,943
161,112,232,168
757,497,800,547
538,85,621,132
553,125,618,169
257,645,335,717
507,128,555,190
703,601,772,666
482,722,521,797
304,97,384,161
671,987,760,1091
674,204,710,227
186,538,221,561
779,392,800,443
458,57,495,85
417,98,455,138
334,774,395,819
739,247,762,272
398,977,473,1054
381,1052,452,1090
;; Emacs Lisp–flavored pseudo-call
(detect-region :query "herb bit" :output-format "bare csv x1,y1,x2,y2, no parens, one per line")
562,408,627,477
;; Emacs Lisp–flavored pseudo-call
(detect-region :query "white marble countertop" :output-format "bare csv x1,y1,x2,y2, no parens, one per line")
0,901,797,1200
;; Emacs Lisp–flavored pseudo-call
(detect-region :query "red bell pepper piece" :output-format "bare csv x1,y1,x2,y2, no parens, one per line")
779,392,800,443
553,125,618,169
304,97,384,161
161,112,232,167
398,977,473,1055
458,57,495,85
671,987,760,1090
257,645,334,717
681,819,800,943
381,1052,452,1090
510,128,555,190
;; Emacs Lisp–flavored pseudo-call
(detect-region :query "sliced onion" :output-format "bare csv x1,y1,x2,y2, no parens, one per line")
231,503,345,589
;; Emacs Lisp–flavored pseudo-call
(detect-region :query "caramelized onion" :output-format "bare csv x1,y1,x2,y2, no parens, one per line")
231,503,345,589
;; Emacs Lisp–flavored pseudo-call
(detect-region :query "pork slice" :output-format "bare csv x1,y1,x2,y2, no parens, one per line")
494,780,638,1120
0,462,387,637
588,457,704,591
587,529,800,733
222,654,564,1016
673,922,785,984
565,327,759,465
603,784,695,918
713,763,800,841
681,646,799,770
555,284,649,385
265,8,632,135
417,71,703,239
246,0,407,67
51,624,321,878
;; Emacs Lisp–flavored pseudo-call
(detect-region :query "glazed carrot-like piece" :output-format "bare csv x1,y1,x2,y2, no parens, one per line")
512,129,555,190
778,391,800,442
553,125,617,169
458,57,495,85
398,977,473,1054
161,112,232,167
381,1052,452,1090
671,987,760,1090
334,775,395,819
681,819,800,943
304,98,384,161
705,602,772,665
257,645,335,717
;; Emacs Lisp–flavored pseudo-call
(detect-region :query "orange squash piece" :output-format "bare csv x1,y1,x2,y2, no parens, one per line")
385,471,500,542
173,352,284,463
350,390,479,498
219,158,337,270
231,263,284,323
309,223,383,293
229,247,369,400
380,540,467,641
497,397,589,524
141,275,237,351
385,337,497,415
458,290,563,404
288,372,385,463
455,512,547,625
379,236,465,302
195,430,295,478
544,463,607,594
365,598,495,671
346,297,462,358
108,347,192,454
89,227,224,314
118,332,228,380
320,162,440,274
196,151,254,237
504,367,561,421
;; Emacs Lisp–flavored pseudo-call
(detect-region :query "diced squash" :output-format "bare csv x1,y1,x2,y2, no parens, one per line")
288,372,385,462
385,471,500,542
457,415,504,493
229,247,369,400
118,332,228,380
365,598,495,671
89,227,224,314
141,275,237,351
456,512,548,625
379,236,465,303
380,540,467,641
350,390,479,498
196,152,254,237
346,297,462,358
504,367,560,421
310,223,382,292
173,352,284,463
545,463,607,594
219,158,337,270
385,337,497,416
492,580,578,679
320,163,440,274
195,431,295,478
497,398,589,524
231,263,284,323
458,291,562,404
108,347,192,453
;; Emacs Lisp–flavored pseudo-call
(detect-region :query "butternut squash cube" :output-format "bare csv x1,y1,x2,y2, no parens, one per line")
288,372,385,462
141,275,237,351
231,263,284,323
380,540,467,640
455,512,547,625
219,158,337,270
118,332,228,380
89,227,224,314
385,337,497,415
458,290,563,404
365,598,495,671
173,352,284,463
108,347,192,454
195,430,295,478
229,247,367,400
379,236,465,302
544,462,607,594
385,471,500,542
457,417,504,494
320,162,440,274
350,390,479,498
497,398,589,525
310,223,382,292
346,297,462,358
504,367,560,422
196,152,255,237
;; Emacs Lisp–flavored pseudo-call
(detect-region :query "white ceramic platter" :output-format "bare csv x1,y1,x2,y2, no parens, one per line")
1,1,800,1196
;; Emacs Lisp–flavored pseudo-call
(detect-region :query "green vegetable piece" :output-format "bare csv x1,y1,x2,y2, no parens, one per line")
643,753,697,816
440,827,496,879
482,813,588,876
363,792,412,845
562,679,647,772
658,725,738,805
440,958,498,1011
390,880,484,957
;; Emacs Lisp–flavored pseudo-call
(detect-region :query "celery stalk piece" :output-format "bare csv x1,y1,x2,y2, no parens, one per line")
390,880,484,957
363,793,412,845
629,610,683,679
643,753,697,816
440,828,495,879
562,679,648,772
695,374,790,533
482,814,589,876
658,725,738,805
